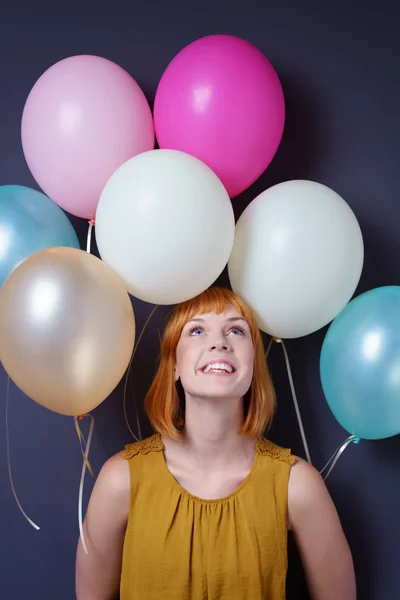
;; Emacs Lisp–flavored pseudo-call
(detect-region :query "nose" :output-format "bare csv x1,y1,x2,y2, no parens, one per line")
210,338,230,351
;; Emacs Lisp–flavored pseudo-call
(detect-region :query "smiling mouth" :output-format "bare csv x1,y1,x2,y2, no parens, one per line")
201,362,236,374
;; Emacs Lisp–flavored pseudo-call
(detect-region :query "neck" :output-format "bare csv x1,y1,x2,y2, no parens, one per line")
180,394,255,462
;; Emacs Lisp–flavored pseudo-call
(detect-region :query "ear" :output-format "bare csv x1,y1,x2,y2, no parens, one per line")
174,364,180,382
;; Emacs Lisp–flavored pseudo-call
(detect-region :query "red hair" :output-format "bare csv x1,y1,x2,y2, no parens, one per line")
145,286,276,440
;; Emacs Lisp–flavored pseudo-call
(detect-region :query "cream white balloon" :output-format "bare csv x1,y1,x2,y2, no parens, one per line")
228,180,364,339
0,247,135,416
95,149,235,304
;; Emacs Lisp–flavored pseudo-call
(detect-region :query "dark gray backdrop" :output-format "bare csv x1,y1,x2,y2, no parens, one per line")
1,1,399,598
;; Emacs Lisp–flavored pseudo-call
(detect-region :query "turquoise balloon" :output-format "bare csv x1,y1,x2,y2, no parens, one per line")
320,286,400,440
0,185,79,286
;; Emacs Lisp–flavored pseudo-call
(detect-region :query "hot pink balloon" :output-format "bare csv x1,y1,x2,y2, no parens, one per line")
154,35,285,198
21,55,154,219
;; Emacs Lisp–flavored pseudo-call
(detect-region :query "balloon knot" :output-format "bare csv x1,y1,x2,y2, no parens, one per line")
88,219,95,226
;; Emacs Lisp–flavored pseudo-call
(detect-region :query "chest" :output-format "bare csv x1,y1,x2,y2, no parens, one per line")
167,458,255,500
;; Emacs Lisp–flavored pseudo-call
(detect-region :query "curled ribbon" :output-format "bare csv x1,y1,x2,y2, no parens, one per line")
74,414,95,554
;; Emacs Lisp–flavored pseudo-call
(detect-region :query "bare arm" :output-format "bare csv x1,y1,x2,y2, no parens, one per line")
288,458,356,600
75,454,130,600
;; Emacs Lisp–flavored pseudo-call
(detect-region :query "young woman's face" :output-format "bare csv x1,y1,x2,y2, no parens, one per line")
175,306,255,401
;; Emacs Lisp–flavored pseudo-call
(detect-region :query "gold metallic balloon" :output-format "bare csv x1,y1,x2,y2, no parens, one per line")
0,247,135,416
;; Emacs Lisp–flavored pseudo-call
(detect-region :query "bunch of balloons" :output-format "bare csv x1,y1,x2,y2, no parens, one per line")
1,33,398,443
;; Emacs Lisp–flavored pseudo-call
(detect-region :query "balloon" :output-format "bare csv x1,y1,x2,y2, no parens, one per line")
0,247,135,416
0,185,79,287
21,55,154,219
320,286,400,440
228,180,364,339
154,34,285,198
95,149,235,304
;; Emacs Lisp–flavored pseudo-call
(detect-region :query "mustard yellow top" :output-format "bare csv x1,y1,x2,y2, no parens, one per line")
119,433,296,600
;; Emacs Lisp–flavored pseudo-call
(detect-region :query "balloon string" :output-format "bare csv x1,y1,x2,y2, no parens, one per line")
74,414,95,555
5,376,40,530
86,219,95,254
265,337,273,358
74,415,95,479
266,338,312,464
320,435,360,481
123,304,159,441
266,337,359,476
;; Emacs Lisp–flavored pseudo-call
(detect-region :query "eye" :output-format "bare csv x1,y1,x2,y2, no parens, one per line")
228,325,246,336
188,325,204,336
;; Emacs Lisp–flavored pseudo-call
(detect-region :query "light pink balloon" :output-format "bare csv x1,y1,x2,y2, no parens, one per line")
21,55,154,219
154,35,285,198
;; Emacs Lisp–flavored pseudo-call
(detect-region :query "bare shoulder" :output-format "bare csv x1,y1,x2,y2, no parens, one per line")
289,455,324,482
96,451,131,492
289,455,325,494
93,453,131,506
288,457,332,526
84,452,131,530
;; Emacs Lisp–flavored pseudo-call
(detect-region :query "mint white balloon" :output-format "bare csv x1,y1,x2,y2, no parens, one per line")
95,150,235,304
228,180,364,339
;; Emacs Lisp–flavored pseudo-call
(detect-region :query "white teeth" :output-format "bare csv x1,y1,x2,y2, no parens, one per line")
203,362,233,374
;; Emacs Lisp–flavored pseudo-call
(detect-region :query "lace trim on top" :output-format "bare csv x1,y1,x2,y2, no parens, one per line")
257,437,296,466
120,433,295,465
121,433,164,459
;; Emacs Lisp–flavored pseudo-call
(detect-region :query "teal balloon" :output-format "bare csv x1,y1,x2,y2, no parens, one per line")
0,185,79,286
320,286,400,440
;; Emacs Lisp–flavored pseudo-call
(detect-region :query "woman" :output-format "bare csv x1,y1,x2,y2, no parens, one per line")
76,286,356,599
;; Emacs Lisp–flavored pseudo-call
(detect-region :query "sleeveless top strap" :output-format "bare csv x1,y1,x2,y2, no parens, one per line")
120,433,164,460
256,437,297,466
